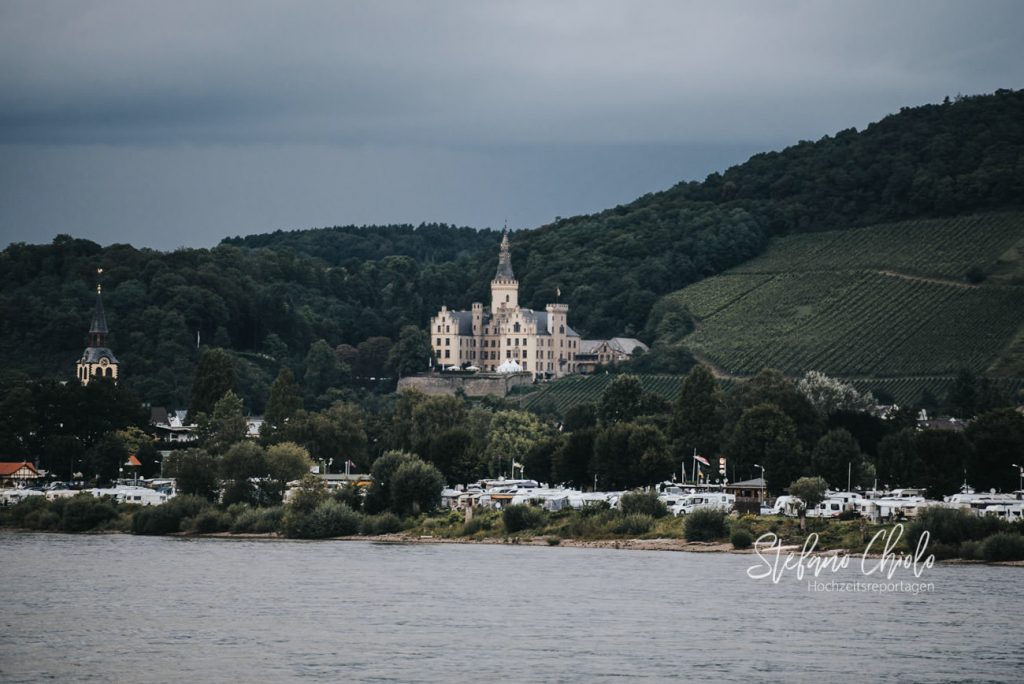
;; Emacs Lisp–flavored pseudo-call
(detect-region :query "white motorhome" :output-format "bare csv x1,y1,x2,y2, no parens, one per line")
671,492,735,516
806,491,864,519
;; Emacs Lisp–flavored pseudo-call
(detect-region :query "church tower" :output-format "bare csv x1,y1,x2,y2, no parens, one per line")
490,228,519,314
76,271,119,386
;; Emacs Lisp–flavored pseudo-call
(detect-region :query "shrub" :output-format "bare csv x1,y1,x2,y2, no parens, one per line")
190,509,232,534
731,528,754,549
283,500,361,539
502,504,547,534
24,508,61,531
361,512,403,535
232,506,283,534
462,516,484,536
613,513,654,536
837,509,860,521
131,495,212,535
546,536,561,546
62,495,119,532
981,532,1024,562
958,540,982,560
578,501,610,517
619,491,669,519
685,509,729,542
4,496,49,527
906,507,1006,550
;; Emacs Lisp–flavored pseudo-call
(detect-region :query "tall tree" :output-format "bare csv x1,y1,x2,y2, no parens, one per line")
598,374,644,424
165,448,221,500
809,428,865,490
916,429,972,497
190,348,235,416
875,428,920,489
220,441,267,505
204,390,248,455
263,368,303,439
388,325,434,378
727,403,804,493
265,442,315,503
966,408,1024,492
553,429,595,488
669,364,723,459
484,410,546,478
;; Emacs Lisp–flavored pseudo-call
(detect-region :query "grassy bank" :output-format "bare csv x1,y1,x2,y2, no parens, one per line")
4,494,1023,562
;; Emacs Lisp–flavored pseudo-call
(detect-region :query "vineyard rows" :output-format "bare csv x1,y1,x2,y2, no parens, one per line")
519,372,1023,415
676,270,1023,378
521,375,684,414
729,212,1024,281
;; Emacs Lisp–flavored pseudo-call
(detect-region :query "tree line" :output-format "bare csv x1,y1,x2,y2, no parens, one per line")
3,90,1020,404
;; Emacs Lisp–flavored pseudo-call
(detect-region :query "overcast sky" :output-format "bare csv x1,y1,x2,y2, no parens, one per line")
1,1,1021,250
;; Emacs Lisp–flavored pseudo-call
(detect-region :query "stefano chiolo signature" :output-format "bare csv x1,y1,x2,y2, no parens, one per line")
746,523,935,584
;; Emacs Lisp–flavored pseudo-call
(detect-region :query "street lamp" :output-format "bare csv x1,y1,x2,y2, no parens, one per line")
1012,464,1023,493
753,463,766,503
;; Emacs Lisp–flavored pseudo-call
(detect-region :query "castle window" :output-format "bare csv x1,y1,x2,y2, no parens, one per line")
445,338,449,345
514,338,519,346
505,295,509,302
436,338,441,346
559,325,565,334
446,325,450,333
507,338,511,346
522,361,528,370
522,338,527,345
514,322,520,332
444,350,450,358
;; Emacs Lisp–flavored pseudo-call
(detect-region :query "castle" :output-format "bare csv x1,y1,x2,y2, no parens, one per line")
429,230,581,379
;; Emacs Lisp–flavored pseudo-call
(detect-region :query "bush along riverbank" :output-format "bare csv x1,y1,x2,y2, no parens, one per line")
4,487,1024,563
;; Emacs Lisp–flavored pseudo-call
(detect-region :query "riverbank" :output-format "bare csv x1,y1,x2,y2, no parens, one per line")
5,491,1024,563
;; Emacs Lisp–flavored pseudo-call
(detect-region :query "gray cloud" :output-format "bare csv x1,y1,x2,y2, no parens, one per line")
1,0,1022,249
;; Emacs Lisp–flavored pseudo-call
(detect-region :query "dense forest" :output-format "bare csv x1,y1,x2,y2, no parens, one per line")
1,90,1022,411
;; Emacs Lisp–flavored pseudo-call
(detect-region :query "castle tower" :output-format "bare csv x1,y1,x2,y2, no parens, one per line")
76,272,119,386
490,228,519,314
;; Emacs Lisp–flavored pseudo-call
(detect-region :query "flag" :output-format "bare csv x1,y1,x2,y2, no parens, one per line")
556,287,561,298
512,461,523,469
695,454,711,467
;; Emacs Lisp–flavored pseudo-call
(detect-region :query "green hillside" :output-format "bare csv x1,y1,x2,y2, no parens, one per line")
2,90,1023,409
644,212,1024,403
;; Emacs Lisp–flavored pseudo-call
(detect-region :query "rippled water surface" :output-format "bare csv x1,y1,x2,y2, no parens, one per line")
1,532,1022,682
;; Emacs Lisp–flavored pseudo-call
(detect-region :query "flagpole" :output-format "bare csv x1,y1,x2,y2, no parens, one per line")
692,448,697,486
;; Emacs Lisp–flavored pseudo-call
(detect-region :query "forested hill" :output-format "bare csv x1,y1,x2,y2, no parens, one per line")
1,90,1022,410
225,90,1024,338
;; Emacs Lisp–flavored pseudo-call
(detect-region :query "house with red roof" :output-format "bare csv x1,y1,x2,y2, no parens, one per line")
0,461,41,486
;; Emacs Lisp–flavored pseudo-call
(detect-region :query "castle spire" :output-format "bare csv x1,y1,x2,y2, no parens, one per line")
495,226,515,280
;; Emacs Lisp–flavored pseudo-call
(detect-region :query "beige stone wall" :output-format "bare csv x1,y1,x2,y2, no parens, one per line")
397,372,533,397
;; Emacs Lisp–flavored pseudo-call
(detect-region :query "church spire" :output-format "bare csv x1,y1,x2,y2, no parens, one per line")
77,268,119,386
88,269,108,347
494,226,515,281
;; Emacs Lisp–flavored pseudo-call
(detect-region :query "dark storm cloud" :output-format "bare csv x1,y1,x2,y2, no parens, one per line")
1,1,1022,248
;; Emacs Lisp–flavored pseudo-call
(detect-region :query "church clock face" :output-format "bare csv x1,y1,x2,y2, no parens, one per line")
99,358,109,367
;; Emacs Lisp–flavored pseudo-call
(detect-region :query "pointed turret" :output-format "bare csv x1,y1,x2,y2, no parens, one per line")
494,228,515,281
490,227,519,314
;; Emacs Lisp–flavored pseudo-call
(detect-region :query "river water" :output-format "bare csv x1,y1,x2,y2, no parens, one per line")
1,532,1021,683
